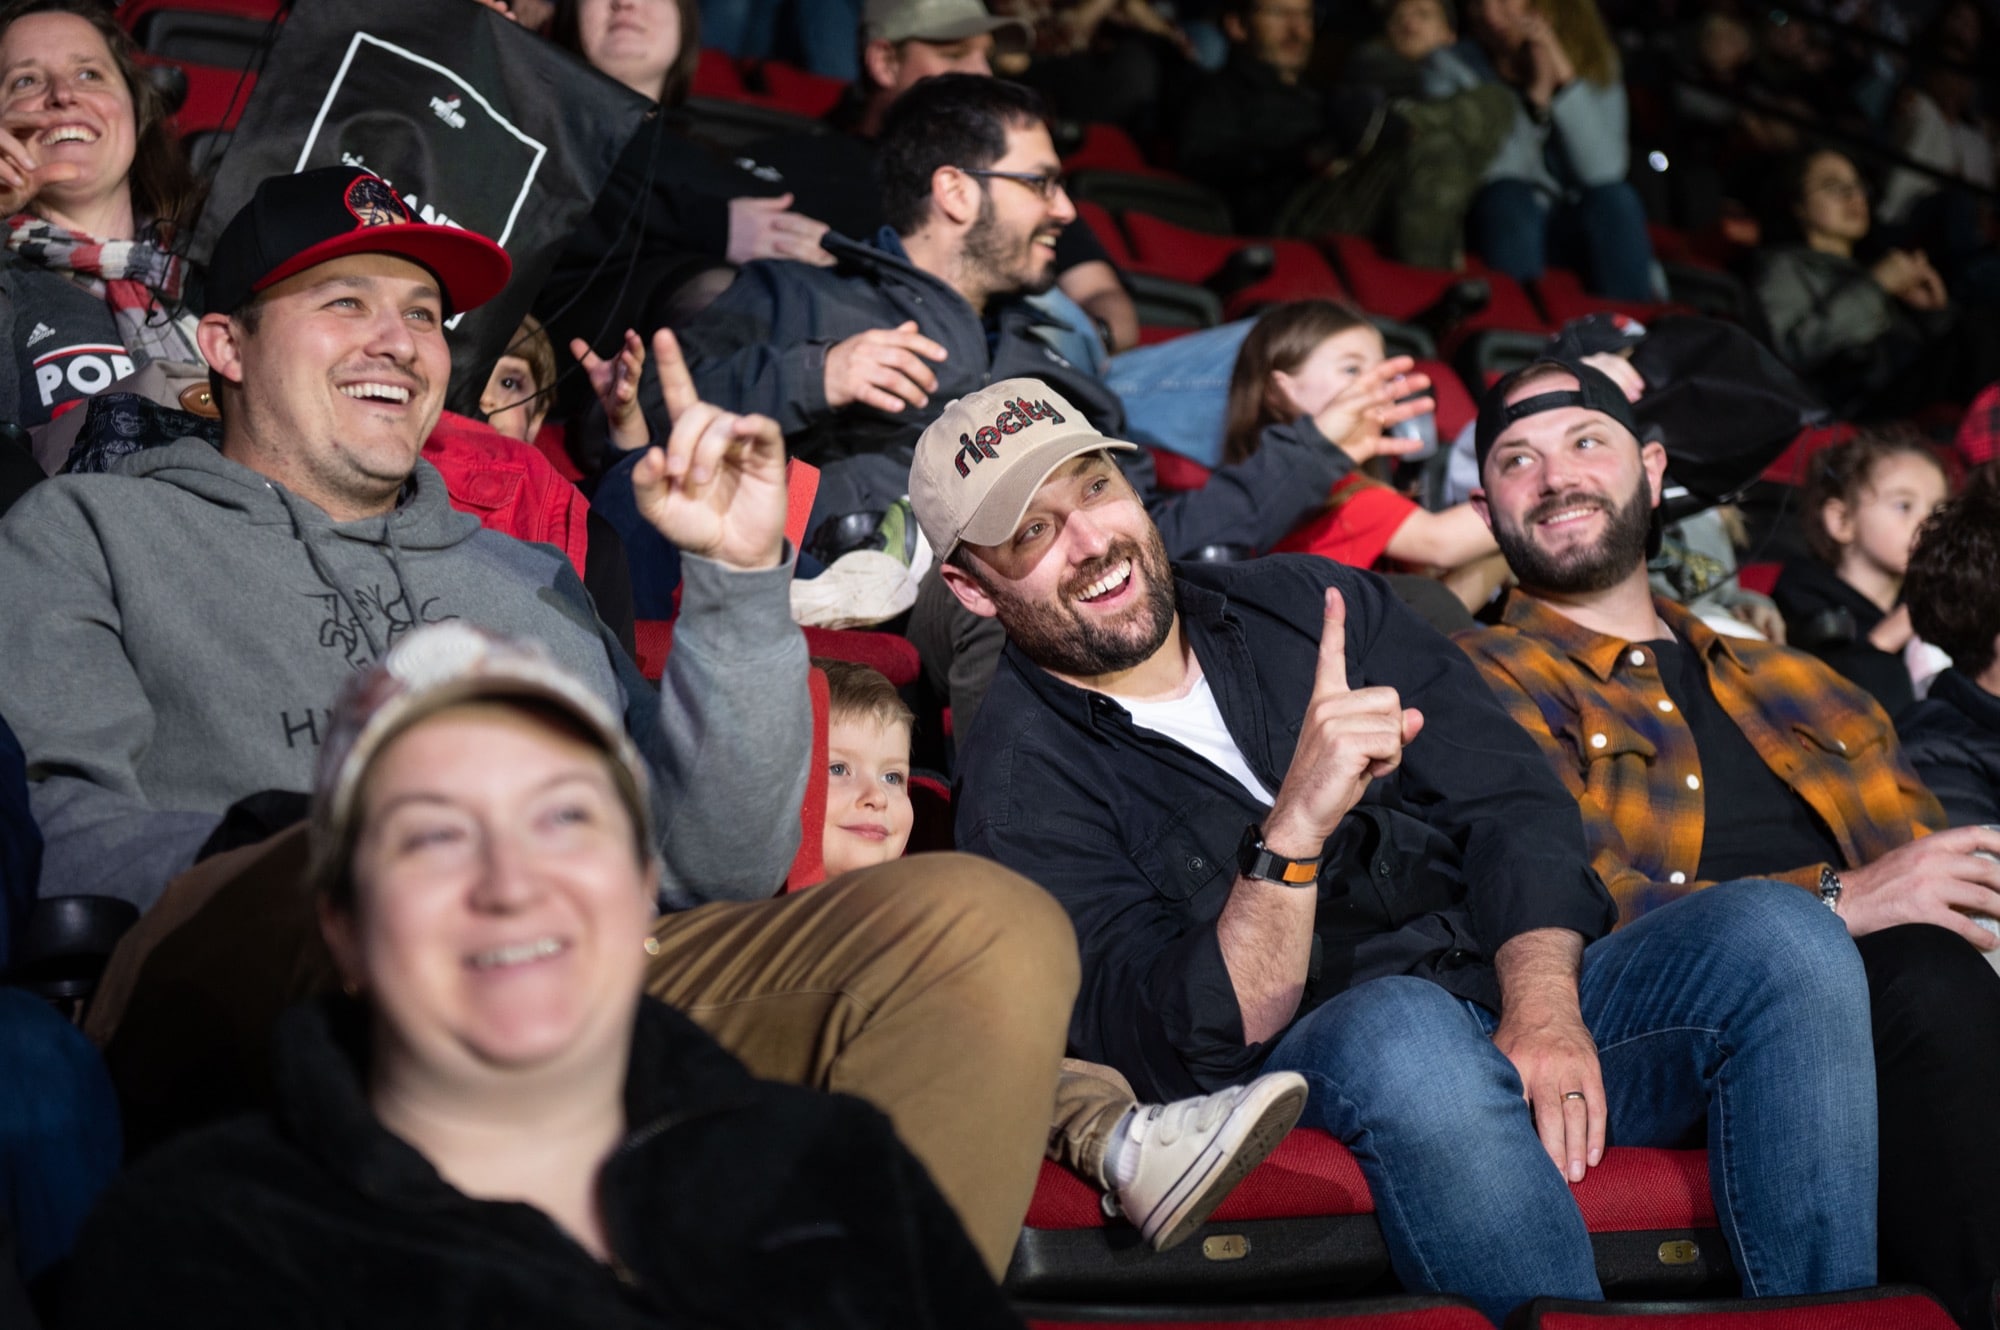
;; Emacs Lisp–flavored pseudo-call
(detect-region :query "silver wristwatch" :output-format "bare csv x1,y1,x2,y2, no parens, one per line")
1817,865,1843,914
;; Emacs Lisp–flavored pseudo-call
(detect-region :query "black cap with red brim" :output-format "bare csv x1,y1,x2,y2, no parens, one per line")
203,166,512,318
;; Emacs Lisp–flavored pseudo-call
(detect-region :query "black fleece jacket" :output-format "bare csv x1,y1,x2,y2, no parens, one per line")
57,997,1019,1330
1770,556,1915,717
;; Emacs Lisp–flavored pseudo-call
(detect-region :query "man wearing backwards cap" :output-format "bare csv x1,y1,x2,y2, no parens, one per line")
0,168,1077,1277
924,373,1879,1323
1458,356,2000,1328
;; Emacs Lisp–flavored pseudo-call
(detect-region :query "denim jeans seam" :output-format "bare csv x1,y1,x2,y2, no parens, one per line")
1300,1072,1448,1292
1589,1023,1724,1057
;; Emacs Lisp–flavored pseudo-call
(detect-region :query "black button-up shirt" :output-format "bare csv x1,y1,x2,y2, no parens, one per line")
956,556,1615,1101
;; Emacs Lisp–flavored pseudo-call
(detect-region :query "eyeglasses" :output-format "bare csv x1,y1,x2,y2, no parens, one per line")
962,168,1068,201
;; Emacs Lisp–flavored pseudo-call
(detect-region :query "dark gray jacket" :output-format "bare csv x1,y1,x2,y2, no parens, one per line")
674,229,1352,554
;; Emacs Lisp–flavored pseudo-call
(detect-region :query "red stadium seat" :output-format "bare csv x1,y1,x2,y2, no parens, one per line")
1321,236,1551,382
1736,563,1779,597
1077,201,1136,269
1122,212,1346,321
1149,448,1214,493
1009,1133,1731,1302
690,46,749,101
1413,359,1475,443
744,58,846,118
1061,123,1175,179
1322,236,1548,338
162,59,255,135
1531,268,1680,328
785,664,832,891
1759,423,1857,488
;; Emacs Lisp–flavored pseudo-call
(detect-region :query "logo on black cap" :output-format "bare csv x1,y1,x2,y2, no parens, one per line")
344,175,410,229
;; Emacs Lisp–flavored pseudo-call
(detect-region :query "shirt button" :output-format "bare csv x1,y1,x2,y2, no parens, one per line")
1836,740,1848,753
1686,774,1701,790
1590,733,1607,749
1669,871,1687,884
1629,650,1647,666
1657,699,1674,712
1187,855,1207,874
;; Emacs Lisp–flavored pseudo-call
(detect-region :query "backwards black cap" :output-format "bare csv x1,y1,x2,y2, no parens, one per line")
1473,356,1643,478
204,167,512,318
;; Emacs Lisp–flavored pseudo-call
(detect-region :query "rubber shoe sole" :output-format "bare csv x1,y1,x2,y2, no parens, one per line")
1135,1073,1309,1253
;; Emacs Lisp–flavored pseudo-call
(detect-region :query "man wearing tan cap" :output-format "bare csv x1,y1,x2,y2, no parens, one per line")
920,375,1880,1323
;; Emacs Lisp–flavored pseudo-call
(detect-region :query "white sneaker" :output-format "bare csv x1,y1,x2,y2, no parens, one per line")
1105,1071,1308,1252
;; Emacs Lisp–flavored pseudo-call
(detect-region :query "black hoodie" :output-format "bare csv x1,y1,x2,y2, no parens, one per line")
57,997,1020,1330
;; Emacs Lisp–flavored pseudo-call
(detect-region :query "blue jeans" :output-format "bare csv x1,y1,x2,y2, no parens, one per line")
0,988,121,1280
1467,178,1659,303
1264,879,1877,1325
1104,319,1255,468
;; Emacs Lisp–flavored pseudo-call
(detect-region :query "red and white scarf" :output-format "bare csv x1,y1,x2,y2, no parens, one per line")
6,213,202,367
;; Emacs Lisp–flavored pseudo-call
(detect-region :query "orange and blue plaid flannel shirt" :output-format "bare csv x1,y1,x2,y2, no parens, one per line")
1456,593,1943,926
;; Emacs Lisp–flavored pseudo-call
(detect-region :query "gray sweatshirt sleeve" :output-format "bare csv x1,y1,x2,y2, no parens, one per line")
1546,77,1629,187
0,485,219,908
1752,250,1894,373
640,549,810,908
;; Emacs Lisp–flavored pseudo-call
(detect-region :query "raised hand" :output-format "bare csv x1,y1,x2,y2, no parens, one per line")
725,193,834,267
0,113,83,217
570,330,650,453
629,329,788,572
1311,356,1434,466
824,321,949,414
1261,587,1425,858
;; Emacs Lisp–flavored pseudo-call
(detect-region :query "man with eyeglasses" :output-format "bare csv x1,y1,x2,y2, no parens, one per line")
674,73,1353,573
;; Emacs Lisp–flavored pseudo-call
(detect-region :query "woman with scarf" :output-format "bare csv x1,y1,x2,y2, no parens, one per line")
0,0,202,474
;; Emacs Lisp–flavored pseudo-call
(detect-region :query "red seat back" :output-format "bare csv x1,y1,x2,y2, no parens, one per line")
1148,447,1214,493
751,59,846,118
1414,359,1475,442
1060,122,1161,176
784,665,830,891
1123,212,1346,319
1075,201,1135,268
691,46,748,100
1323,235,1547,339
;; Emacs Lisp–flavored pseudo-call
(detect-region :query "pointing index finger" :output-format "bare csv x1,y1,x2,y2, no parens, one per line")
652,328,698,422
1315,587,1351,696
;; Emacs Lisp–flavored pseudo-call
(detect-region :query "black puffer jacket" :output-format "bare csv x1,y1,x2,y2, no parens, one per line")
1897,668,2000,828
57,997,1020,1330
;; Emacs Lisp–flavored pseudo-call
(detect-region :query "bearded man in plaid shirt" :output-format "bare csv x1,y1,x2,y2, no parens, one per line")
1458,356,2000,1330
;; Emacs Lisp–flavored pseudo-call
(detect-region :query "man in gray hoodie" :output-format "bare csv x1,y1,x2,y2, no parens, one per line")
0,167,1075,1277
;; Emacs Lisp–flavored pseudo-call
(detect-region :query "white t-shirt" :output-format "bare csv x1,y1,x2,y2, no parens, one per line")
1114,671,1276,805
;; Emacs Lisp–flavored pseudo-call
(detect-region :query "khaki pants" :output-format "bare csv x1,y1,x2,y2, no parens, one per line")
639,853,1076,1274
1050,1059,1138,1189
89,840,1077,1279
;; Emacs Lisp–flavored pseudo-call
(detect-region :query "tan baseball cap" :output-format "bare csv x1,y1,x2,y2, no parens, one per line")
909,377,1135,558
862,0,1028,44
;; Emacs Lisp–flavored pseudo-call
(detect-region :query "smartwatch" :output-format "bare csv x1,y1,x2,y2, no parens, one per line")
1237,825,1320,888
